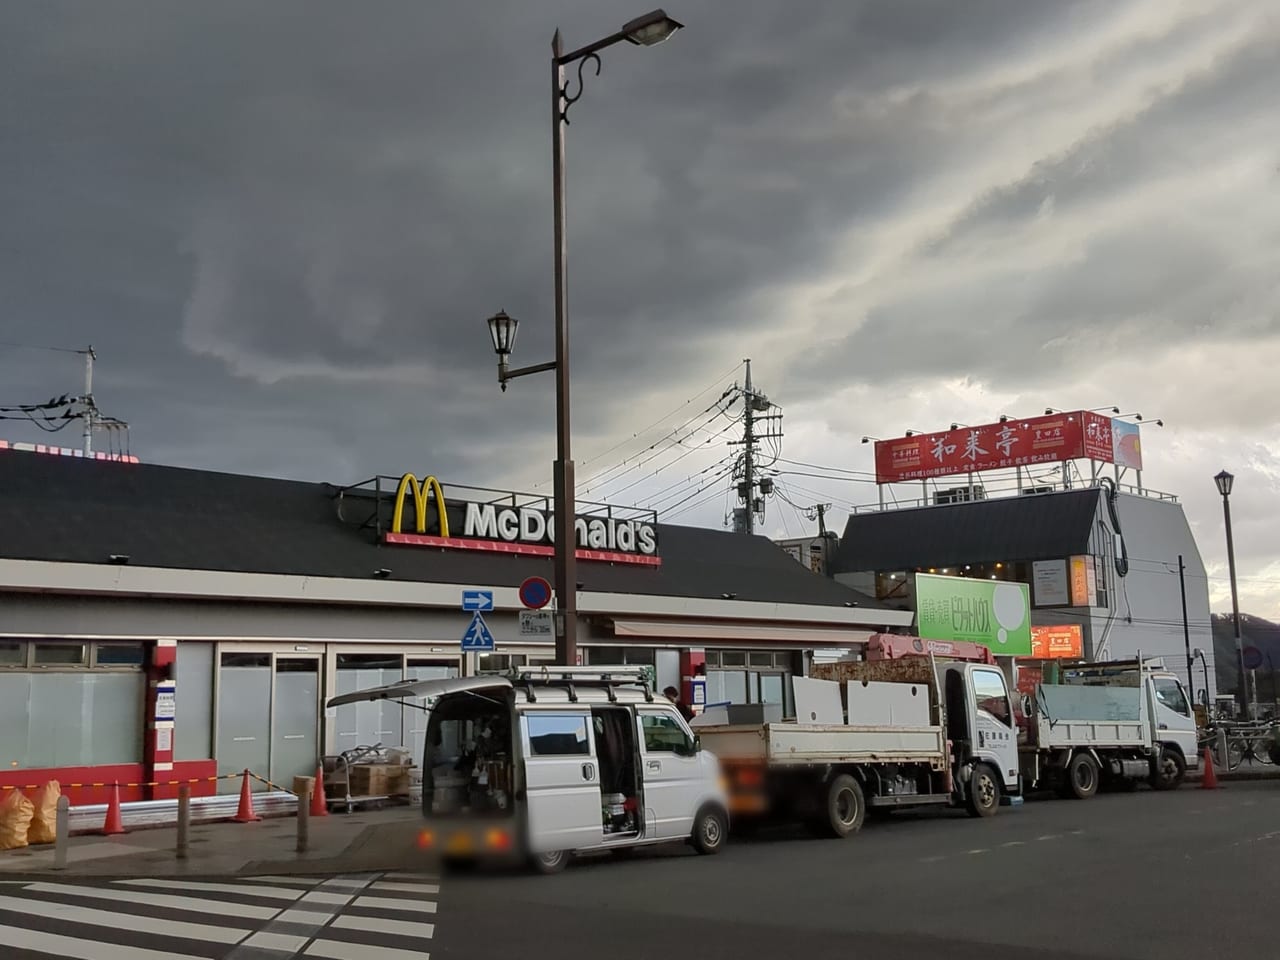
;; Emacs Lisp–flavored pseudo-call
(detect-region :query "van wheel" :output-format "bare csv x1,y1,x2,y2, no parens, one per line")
1061,753,1099,800
966,764,1001,818
529,850,569,875
690,805,727,855
1149,748,1186,791
815,775,865,838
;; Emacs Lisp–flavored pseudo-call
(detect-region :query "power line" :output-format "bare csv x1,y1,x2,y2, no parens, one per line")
639,454,737,510
529,362,743,492
574,393,736,493
659,462,738,520
584,411,739,499
0,341,89,355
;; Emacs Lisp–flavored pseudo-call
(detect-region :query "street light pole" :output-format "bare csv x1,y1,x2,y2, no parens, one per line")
550,28,577,668
1214,470,1250,718
486,10,683,668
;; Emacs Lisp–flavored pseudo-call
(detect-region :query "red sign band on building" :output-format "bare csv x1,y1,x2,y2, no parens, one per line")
873,411,1134,484
384,531,663,567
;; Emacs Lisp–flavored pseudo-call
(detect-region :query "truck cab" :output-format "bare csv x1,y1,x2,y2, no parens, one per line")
327,666,729,874
942,661,1022,802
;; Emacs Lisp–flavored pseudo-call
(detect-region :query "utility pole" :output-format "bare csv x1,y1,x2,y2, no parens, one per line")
814,502,829,537
741,360,755,534
729,359,783,535
1178,554,1194,698
81,345,96,456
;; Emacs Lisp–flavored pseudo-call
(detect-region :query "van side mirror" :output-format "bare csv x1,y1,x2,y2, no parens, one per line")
694,734,702,753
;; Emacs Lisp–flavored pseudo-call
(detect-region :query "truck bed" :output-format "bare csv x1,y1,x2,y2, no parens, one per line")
697,720,948,769
1026,684,1148,750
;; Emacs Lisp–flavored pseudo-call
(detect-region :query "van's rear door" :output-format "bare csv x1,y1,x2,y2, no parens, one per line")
326,675,512,708
520,710,603,855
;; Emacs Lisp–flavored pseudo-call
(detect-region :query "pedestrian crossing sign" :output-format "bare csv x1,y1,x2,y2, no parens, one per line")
461,611,496,651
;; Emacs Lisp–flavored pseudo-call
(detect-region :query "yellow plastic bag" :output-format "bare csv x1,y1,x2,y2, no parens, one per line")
0,789,34,851
28,780,61,845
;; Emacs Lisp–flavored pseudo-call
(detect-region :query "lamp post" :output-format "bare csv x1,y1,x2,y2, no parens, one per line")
486,10,683,668
1214,469,1251,718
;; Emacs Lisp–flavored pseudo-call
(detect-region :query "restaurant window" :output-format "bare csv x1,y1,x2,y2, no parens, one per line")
0,640,146,769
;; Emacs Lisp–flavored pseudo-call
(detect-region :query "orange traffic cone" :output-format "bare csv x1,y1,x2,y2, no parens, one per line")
1200,746,1219,790
310,765,328,818
232,769,261,822
101,783,126,835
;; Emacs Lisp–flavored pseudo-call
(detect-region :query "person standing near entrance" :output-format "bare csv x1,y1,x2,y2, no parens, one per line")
664,686,694,723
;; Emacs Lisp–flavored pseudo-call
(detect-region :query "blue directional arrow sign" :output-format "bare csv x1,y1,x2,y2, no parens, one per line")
461,611,496,651
461,589,494,612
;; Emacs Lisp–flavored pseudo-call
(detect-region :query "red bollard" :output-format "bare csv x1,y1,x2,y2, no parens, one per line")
101,783,126,836
232,770,261,823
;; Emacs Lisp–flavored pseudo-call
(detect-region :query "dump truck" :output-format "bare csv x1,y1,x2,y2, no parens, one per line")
694,639,1021,837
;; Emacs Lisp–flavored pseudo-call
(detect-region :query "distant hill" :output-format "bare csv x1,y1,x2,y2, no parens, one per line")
1211,613,1280,705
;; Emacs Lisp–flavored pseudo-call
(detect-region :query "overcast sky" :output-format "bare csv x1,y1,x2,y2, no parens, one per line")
3,1,1278,617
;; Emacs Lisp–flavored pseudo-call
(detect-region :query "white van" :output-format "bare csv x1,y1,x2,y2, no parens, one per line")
327,665,729,873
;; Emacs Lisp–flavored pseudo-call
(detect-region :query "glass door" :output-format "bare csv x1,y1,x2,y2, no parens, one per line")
272,657,320,786
216,653,271,793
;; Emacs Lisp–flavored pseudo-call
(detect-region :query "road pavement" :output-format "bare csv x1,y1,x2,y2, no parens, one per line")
431,782,1280,960
0,871,438,959
1,782,1273,959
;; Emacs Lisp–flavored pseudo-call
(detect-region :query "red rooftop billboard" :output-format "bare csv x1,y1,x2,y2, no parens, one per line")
873,411,1138,484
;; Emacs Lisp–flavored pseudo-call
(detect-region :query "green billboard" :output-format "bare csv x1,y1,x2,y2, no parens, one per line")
915,573,1031,656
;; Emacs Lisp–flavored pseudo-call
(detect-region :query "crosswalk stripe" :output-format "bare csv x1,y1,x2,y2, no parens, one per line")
113,878,306,901
370,880,441,895
23,882,280,920
239,875,321,886
331,913,435,939
240,930,309,953
0,894,249,944
296,890,356,906
380,872,439,882
352,894,437,914
0,921,210,960
305,938,429,960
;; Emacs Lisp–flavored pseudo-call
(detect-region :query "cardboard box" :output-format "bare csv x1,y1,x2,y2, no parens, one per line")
349,763,413,797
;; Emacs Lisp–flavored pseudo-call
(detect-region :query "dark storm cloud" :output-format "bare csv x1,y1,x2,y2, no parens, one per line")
1,0,1108,485
3,1,1280,622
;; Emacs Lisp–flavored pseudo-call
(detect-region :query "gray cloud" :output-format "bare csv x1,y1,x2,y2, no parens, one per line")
2,0,1279,616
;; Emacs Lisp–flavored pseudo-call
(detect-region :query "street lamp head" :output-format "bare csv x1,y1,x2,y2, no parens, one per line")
622,9,683,46
486,309,518,357
1214,469,1235,498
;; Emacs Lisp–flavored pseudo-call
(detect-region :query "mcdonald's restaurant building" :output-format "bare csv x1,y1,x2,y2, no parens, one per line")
0,449,909,805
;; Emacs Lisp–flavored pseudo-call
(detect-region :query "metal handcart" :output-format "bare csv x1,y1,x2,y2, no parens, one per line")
322,743,391,813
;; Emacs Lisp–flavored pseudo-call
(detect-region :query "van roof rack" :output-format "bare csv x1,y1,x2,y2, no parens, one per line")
509,665,656,704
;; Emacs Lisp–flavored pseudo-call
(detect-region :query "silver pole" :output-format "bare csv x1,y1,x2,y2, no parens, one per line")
176,784,190,860
53,795,70,870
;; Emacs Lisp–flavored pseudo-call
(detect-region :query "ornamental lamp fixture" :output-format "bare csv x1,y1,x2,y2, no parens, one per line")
1215,469,1234,498
622,9,683,46
486,309,518,358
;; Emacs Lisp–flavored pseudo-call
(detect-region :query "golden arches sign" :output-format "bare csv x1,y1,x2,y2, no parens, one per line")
391,473,450,538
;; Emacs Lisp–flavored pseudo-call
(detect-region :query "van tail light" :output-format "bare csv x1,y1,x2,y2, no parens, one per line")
486,828,512,851
416,828,435,850
735,766,764,787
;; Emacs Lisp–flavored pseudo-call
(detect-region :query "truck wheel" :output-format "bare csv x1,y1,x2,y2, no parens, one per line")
818,775,866,838
689,805,727,855
1062,753,1099,800
1149,748,1186,791
966,764,1001,818
529,849,569,875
